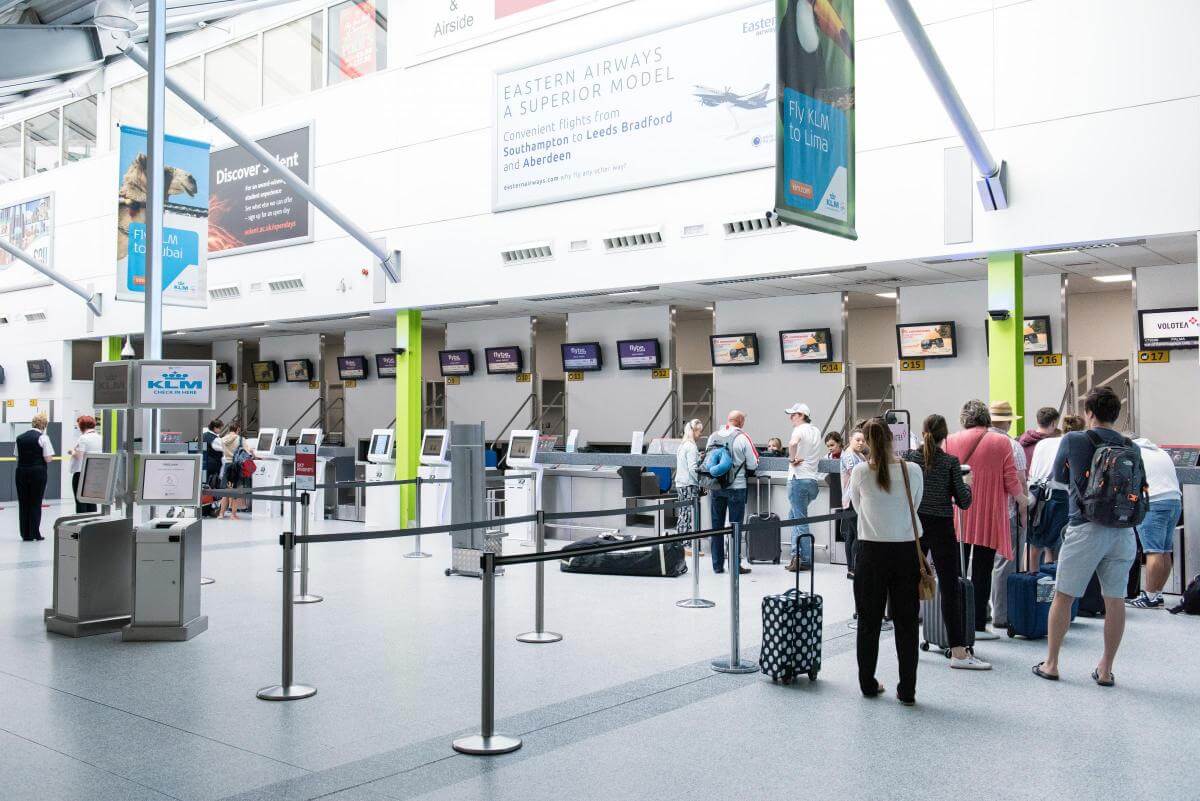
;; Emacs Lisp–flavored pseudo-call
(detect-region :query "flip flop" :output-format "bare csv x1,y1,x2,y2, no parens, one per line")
1032,662,1059,681
1091,669,1115,687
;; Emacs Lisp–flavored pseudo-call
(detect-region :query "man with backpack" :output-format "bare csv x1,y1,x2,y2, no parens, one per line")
1034,387,1148,687
701,410,759,574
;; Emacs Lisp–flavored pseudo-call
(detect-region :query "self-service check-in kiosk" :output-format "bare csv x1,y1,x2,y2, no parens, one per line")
252,427,287,518
123,454,208,641
365,428,398,527
419,429,451,528
504,430,540,544
45,453,134,637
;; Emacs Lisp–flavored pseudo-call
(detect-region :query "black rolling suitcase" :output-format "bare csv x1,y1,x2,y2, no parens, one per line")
921,541,975,657
746,477,782,564
760,533,822,683
1078,573,1106,616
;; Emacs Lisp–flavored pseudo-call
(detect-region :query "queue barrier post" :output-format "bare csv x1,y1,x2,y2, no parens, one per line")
711,521,757,674
404,475,431,559
517,510,562,644
257,528,317,701
453,552,522,755
294,493,323,604
677,494,714,609
278,481,300,573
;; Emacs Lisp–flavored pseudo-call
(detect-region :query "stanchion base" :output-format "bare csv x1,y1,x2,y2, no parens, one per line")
200,577,215,586
257,684,317,701
294,594,323,604
516,630,563,644
403,551,432,559
452,734,522,755
676,598,716,609
711,659,758,675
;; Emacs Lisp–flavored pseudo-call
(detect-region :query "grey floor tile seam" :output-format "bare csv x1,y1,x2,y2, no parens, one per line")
0,558,52,571
0,723,185,801
0,666,316,777
218,617,859,801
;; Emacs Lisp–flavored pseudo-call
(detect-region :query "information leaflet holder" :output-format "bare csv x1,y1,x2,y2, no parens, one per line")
123,454,208,641
365,428,399,528
504,429,541,546
251,427,287,518
45,452,134,637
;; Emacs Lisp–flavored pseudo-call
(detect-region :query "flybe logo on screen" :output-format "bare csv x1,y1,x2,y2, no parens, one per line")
147,371,203,392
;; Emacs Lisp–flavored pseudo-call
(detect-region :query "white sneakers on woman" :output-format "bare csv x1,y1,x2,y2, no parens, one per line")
950,654,993,670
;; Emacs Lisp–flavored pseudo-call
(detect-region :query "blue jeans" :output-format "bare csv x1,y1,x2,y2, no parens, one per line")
788,478,819,563
710,487,747,572
1138,498,1182,553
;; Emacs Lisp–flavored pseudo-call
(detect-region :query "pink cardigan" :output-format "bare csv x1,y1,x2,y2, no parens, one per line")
945,427,1022,557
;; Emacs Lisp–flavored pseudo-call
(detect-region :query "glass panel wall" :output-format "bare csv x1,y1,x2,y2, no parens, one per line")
167,57,204,131
110,76,148,139
0,125,21,183
205,37,260,116
63,97,98,163
263,13,324,105
23,110,60,176
327,0,387,85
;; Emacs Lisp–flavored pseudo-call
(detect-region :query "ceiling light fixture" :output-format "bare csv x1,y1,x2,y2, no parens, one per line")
875,291,898,299
93,0,137,31
1092,274,1133,283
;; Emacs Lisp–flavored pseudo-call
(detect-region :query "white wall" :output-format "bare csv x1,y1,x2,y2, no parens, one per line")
675,311,714,375
343,326,397,449
848,306,896,366
212,339,239,424
445,317,532,441
422,325,445,383
534,316,566,381
898,281,989,428
257,334,321,432
1135,262,1199,444
566,307,672,445
1022,273,1069,415
1067,290,1135,360
713,295,846,443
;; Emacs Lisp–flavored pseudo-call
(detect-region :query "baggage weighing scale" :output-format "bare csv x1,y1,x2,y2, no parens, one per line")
123,454,208,641
45,453,134,637
251,427,287,518
418,429,451,528
503,429,541,545
365,428,399,527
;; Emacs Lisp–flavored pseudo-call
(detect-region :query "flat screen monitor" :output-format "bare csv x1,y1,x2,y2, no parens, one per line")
252,361,279,383
780,328,833,363
485,346,523,375
137,454,202,505
1022,316,1053,354
439,349,474,376
93,361,133,407
284,359,314,382
1139,306,1199,351
616,338,662,370
27,359,52,382
508,435,535,461
710,334,760,367
375,353,397,377
77,453,119,506
561,342,603,372
187,441,200,454
256,430,276,454
369,432,393,458
215,362,232,384
337,355,368,380
896,322,958,359
422,432,446,457
0,365,5,384
298,430,320,446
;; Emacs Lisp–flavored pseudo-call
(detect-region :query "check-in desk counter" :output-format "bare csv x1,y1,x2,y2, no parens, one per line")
748,458,843,564
537,453,676,541
1175,465,1199,595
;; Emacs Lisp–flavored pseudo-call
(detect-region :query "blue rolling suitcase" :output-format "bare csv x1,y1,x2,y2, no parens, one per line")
1006,546,1057,639
1038,563,1080,620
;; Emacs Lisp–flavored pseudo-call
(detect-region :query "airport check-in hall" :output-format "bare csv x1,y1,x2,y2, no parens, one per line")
0,0,1198,799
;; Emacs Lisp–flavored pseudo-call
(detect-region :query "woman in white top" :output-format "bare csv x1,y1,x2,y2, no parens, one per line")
69,415,104,513
674,419,704,535
1026,414,1083,568
848,418,925,706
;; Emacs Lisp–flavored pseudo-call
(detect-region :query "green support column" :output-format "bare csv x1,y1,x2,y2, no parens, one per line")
105,336,123,452
987,252,1025,435
395,310,423,526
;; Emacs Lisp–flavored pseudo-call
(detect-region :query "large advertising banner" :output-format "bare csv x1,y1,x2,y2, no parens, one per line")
775,0,856,240
0,195,52,270
116,126,210,308
209,126,312,257
494,3,776,211
415,0,627,63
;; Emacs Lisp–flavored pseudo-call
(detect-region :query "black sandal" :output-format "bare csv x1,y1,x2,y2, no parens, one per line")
1091,669,1115,687
1032,662,1059,681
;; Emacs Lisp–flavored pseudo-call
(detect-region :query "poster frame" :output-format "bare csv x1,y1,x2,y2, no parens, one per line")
0,191,55,273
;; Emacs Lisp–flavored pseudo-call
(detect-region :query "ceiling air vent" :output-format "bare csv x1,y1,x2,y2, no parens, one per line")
209,283,242,301
682,224,707,238
921,256,988,266
603,227,663,252
249,282,264,293
569,239,590,252
532,286,659,302
24,310,47,323
501,242,554,265
699,266,866,286
268,275,305,294
723,214,787,237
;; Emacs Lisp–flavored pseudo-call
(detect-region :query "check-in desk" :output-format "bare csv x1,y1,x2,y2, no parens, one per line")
536,452,676,541
748,457,843,565
1174,465,1199,595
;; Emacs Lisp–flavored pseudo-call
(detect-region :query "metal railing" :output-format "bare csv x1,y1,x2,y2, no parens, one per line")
1057,380,1075,417
491,393,538,453
287,396,324,436
820,384,855,440
529,390,565,434
325,396,345,441
876,384,898,417
681,386,714,434
642,389,678,440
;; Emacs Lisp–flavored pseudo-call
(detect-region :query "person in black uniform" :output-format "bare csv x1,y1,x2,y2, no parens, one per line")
16,412,55,541
201,418,224,487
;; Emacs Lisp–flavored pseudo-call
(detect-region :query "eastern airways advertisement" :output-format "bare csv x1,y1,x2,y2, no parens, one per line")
494,3,776,211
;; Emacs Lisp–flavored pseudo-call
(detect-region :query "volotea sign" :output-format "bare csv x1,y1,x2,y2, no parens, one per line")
774,0,856,240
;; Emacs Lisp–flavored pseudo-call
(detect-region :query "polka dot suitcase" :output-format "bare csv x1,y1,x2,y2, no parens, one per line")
759,533,822,683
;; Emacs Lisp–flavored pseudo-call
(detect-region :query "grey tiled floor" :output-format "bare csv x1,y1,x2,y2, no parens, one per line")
2,500,1197,800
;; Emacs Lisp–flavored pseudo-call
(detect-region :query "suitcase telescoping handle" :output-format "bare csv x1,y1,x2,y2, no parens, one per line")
796,532,816,597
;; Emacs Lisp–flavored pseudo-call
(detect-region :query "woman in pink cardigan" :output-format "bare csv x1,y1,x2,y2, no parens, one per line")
945,400,1024,640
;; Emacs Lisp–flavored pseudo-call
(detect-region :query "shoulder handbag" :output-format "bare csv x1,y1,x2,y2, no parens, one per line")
899,460,937,602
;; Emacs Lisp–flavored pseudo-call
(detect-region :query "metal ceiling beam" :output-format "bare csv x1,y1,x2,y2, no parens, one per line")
0,238,103,315
0,24,103,84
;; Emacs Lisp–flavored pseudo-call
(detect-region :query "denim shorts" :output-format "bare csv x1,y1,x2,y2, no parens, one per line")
1054,520,1137,599
1137,498,1182,554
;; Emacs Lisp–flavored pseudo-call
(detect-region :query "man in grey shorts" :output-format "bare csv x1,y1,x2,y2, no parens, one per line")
1033,387,1141,687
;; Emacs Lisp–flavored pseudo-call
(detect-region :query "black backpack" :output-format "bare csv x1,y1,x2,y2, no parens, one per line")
1169,575,1200,615
1079,431,1148,528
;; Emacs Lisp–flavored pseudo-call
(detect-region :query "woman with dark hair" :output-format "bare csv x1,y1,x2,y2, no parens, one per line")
849,418,925,706
905,414,988,670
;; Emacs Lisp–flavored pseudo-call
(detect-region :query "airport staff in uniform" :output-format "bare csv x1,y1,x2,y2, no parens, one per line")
15,412,55,541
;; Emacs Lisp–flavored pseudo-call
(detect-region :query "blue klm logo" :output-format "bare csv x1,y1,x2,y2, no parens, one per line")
148,371,202,391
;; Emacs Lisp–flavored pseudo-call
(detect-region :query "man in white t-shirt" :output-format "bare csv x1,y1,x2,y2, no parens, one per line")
785,402,824,572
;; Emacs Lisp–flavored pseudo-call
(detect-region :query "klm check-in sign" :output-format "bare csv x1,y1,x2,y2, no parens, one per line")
137,361,215,409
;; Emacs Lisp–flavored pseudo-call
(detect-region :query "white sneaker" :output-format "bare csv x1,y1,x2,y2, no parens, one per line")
974,628,1001,640
950,655,992,671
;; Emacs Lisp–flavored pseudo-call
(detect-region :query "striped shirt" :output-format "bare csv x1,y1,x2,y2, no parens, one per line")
904,448,972,518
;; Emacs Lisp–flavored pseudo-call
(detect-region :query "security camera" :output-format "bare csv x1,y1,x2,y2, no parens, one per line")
391,347,407,356
765,210,779,222
988,309,1011,321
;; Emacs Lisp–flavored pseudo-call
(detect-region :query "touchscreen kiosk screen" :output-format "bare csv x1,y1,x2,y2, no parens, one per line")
80,457,113,502
508,436,534,460
257,431,275,452
370,434,391,456
422,434,445,456
299,432,318,445
141,458,199,503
